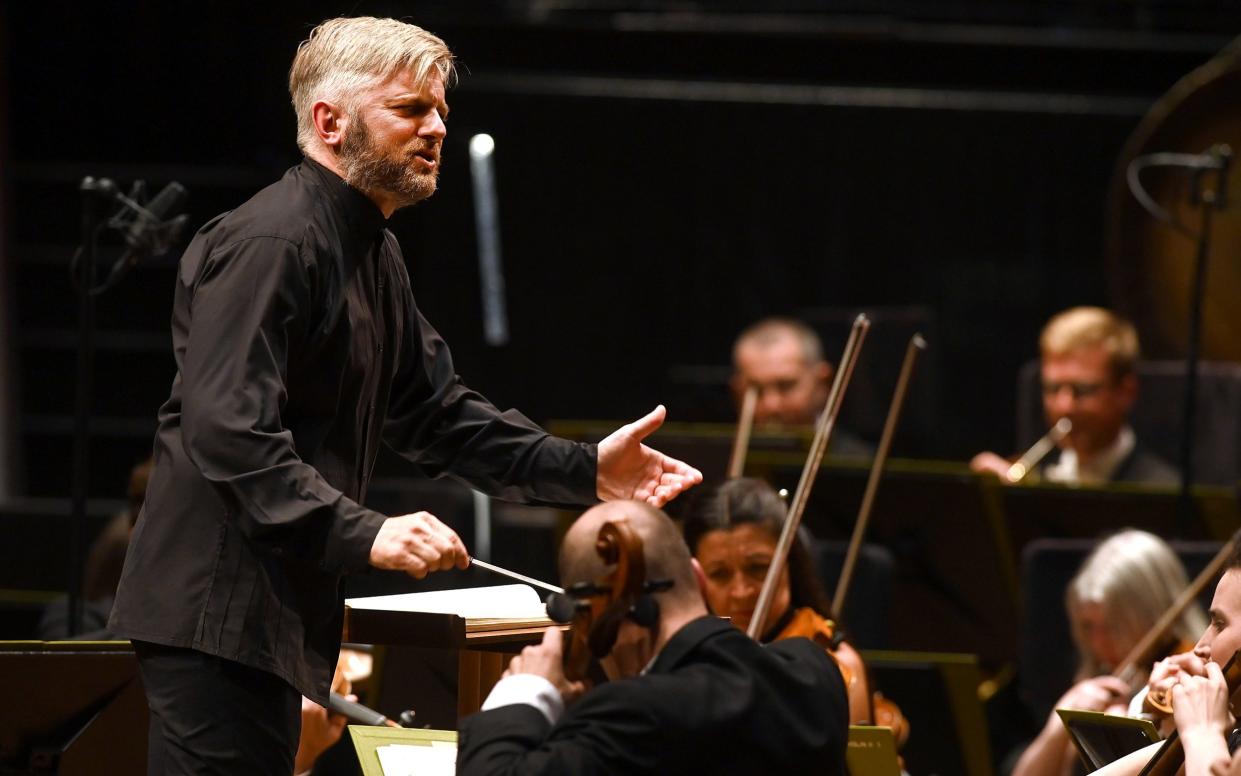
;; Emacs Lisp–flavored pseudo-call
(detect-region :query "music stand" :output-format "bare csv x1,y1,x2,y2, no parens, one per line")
0,641,146,775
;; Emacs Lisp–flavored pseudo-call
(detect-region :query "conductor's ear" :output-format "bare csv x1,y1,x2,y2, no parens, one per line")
312,100,348,150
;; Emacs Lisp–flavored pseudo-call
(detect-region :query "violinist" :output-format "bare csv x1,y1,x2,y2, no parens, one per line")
1084,542,1241,776
1013,530,1206,776
457,500,850,775
681,477,872,722
971,307,1177,486
731,318,872,455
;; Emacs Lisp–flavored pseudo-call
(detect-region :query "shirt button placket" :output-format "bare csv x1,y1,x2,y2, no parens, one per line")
377,273,386,355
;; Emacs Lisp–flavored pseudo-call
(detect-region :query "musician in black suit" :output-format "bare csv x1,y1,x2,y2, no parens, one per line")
457,501,849,776
731,317,873,456
972,307,1177,486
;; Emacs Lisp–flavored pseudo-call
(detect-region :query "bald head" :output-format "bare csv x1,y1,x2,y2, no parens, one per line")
560,501,701,611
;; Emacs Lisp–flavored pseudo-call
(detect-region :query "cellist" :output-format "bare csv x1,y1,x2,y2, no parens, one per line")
456,500,850,775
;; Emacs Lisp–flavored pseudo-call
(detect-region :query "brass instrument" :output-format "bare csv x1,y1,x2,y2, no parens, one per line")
1005,417,1072,483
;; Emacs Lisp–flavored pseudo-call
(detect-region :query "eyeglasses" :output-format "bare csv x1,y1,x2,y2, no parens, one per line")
1041,381,1105,400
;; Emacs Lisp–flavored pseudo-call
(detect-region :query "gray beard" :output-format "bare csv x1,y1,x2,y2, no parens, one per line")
339,117,438,209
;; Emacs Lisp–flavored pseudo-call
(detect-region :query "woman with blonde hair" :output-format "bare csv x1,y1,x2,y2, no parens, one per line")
1013,529,1206,776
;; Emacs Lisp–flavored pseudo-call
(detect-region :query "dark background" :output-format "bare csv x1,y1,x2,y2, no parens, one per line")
4,4,1241,772
2,2,1239,501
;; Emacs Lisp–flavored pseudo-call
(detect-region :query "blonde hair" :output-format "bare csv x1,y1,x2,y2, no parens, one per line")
1067,529,1206,679
1040,307,1139,380
289,17,456,153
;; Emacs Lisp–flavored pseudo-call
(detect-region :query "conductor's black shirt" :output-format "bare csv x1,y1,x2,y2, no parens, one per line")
110,158,597,702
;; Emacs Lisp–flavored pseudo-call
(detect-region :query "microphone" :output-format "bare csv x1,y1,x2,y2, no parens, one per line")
85,178,191,295
124,181,188,257
79,176,120,200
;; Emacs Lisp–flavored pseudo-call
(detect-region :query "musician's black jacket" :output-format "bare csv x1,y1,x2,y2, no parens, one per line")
457,616,850,775
110,158,597,703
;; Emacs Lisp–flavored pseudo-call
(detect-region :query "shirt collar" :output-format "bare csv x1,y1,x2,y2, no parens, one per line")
300,156,388,238
1045,425,1136,486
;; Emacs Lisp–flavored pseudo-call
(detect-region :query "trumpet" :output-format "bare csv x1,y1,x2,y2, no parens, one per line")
1005,418,1072,483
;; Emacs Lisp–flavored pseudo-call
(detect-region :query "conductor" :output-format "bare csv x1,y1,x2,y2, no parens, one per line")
109,17,701,775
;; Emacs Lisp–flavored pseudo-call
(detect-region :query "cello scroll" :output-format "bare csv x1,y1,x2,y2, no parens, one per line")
544,517,673,683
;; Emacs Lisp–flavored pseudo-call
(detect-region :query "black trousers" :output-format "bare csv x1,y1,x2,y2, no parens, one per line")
133,640,301,776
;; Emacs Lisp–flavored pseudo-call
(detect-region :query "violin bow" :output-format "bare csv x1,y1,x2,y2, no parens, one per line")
1115,529,1241,684
830,334,925,622
747,314,870,640
727,384,759,479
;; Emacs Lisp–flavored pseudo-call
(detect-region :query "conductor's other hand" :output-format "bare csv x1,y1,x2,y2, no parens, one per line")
369,512,469,578
597,405,703,507
970,451,1011,479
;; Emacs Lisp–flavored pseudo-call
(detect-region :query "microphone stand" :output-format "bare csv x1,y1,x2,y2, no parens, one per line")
66,176,187,635
68,177,113,636
1129,145,1231,534
1179,162,1220,527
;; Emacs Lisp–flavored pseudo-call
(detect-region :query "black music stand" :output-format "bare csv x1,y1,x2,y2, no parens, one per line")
0,641,147,775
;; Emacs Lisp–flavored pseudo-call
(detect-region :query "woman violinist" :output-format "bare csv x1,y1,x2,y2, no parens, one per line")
681,477,874,724
1083,538,1241,776
1013,529,1206,776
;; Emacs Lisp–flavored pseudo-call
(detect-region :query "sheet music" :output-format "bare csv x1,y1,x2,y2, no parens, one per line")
375,741,457,776
346,583,546,620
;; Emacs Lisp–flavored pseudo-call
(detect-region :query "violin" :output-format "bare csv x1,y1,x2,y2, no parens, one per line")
545,517,672,683
1137,649,1241,776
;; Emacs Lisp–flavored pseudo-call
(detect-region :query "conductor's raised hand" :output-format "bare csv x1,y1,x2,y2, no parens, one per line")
596,405,703,507
369,511,469,578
